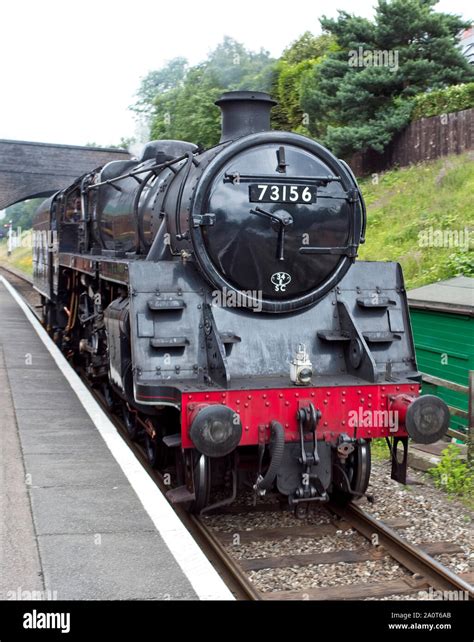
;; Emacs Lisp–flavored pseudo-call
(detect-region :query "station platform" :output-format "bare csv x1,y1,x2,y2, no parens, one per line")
0,277,233,601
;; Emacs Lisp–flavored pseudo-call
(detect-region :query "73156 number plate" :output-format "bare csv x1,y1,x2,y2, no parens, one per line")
249,183,317,204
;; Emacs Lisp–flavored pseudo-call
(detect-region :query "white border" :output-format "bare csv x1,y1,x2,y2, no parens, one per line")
0,276,234,601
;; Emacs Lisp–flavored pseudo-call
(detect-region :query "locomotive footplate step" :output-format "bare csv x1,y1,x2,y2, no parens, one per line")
0,279,232,601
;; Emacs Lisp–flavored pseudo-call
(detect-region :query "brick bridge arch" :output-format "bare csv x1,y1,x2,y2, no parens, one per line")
0,139,130,209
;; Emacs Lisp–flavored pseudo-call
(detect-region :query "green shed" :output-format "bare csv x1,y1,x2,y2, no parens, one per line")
407,276,474,437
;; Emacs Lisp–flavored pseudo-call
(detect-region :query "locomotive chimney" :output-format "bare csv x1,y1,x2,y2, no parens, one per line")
215,91,277,142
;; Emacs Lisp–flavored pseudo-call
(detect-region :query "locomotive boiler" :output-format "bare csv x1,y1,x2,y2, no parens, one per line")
33,91,450,513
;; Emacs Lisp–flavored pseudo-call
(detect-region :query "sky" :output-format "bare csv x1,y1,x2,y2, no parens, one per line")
0,0,472,148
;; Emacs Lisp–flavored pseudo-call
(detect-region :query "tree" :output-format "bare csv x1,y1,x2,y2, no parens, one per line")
203,36,274,92
301,0,474,156
151,65,222,147
271,32,337,133
147,38,275,148
130,57,188,119
4,199,44,230
281,31,337,65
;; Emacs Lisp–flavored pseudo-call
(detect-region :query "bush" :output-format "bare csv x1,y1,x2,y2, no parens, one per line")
428,444,474,497
412,83,474,120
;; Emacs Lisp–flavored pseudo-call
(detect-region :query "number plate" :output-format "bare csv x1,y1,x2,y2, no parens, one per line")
249,183,317,204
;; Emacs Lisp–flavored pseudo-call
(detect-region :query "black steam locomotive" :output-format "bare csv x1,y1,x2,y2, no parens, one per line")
33,91,449,513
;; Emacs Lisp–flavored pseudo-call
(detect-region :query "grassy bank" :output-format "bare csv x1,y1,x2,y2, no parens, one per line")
0,230,33,276
358,152,474,289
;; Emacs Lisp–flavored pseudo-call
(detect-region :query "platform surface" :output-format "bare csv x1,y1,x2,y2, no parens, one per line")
0,279,231,600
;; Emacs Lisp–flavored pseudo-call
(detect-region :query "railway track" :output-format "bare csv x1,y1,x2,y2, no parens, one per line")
198,500,474,600
1,265,473,602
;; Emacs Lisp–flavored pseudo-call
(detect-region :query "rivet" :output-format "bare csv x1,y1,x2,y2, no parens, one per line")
323,399,328,404
285,401,290,406
265,402,270,407
279,393,283,398
236,400,240,404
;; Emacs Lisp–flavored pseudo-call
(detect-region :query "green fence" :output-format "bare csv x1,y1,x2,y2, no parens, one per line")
409,308,473,451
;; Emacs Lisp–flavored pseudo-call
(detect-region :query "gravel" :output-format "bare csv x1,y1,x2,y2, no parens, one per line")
204,459,473,599
227,531,368,560
364,460,473,576
248,558,409,593
204,505,332,532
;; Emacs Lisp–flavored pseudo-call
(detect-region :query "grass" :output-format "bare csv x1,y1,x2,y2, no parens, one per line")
358,152,474,289
370,438,391,461
0,230,33,276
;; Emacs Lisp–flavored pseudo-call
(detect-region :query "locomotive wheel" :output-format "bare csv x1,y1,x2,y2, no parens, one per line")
173,451,211,514
144,421,170,470
331,440,371,505
102,383,118,412
122,405,139,441
144,434,161,468
191,454,211,514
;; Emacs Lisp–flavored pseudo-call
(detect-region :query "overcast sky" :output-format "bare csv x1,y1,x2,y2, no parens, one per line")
0,0,471,148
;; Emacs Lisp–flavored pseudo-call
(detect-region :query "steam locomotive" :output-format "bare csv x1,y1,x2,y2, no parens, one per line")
33,91,449,513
